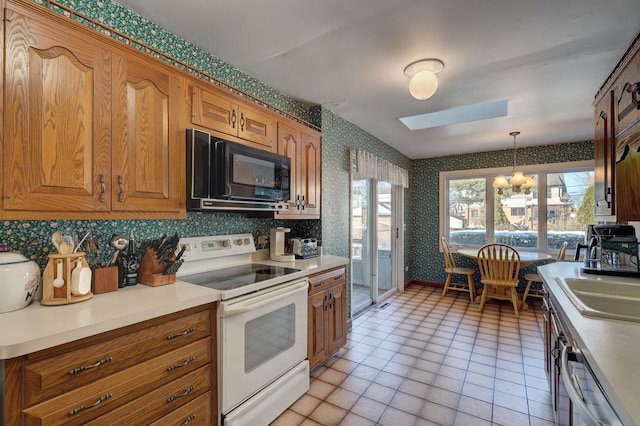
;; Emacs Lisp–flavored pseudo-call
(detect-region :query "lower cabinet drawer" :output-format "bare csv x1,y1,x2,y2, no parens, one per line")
149,392,212,426
24,309,211,406
23,338,211,426
85,365,211,425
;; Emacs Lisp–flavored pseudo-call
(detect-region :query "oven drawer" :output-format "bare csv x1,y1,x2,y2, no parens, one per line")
23,308,211,406
23,338,211,425
308,267,346,296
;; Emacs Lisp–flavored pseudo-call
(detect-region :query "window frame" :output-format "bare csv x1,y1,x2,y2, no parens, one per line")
439,160,594,253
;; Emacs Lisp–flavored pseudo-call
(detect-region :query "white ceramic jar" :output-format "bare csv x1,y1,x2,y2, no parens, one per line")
0,245,41,313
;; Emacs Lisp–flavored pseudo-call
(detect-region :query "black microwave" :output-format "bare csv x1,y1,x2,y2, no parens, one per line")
186,129,291,211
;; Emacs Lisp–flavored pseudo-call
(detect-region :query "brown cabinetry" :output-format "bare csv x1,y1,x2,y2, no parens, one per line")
307,267,347,371
276,122,321,219
191,84,276,151
594,32,640,221
1,1,186,220
3,304,216,425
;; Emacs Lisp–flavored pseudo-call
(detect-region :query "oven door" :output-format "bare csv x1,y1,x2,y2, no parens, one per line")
218,278,308,415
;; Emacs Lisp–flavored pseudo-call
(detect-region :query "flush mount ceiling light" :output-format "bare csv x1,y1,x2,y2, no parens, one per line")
493,131,536,195
403,58,444,100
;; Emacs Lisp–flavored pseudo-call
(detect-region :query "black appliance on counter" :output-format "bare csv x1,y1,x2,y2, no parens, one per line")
580,224,640,277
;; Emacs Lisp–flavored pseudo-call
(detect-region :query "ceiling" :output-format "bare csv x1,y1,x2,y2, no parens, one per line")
116,0,639,159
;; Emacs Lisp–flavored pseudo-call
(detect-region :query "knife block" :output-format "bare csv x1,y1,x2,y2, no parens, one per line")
138,248,176,286
41,253,93,305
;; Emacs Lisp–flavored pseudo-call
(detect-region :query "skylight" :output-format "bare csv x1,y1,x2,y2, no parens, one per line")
399,99,508,130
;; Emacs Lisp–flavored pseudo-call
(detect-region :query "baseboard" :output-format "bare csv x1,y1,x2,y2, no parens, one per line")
405,280,444,289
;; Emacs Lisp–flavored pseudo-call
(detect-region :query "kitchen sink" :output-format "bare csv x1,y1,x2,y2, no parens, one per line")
555,277,640,322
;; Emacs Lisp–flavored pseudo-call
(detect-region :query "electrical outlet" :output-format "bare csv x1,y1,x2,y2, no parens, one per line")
257,236,269,245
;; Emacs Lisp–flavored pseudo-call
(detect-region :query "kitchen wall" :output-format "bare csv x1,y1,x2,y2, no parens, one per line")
410,141,594,284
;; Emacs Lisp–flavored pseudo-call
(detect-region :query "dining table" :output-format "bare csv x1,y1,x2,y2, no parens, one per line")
455,248,552,308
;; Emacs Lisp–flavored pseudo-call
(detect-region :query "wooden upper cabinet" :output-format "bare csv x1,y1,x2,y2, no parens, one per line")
191,84,276,151
594,91,615,218
111,54,183,213
276,122,321,219
2,6,112,214
614,54,640,137
1,2,186,219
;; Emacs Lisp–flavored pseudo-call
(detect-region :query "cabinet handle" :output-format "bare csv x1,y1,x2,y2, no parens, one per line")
333,275,342,281
167,327,196,340
117,175,124,202
167,385,195,403
300,195,306,210
68,393,112,416
313,282,324,288
68,356,113,375
240,112,245,131
181,415,196,426
232,109,237,129
167,356,196,371
99,173,106,202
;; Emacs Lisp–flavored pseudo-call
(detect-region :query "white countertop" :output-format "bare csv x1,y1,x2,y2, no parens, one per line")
0,254,348,360
538,261,640,426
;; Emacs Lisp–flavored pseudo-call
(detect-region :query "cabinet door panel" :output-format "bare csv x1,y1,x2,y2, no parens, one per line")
300,131,321,217
327,284,347,354
3,8,111,212
308,292,327,370
594,91,615,217
277,123,301,210
238,105,276,151
112,55,181,212
191,85,237,135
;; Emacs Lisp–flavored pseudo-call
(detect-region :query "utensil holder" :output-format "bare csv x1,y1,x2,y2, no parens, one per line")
41,253,93,305
138,248,176,286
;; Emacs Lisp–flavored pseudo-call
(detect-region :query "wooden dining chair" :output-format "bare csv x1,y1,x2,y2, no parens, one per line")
521,241,568,309
477,243,521,318
440,237,476,302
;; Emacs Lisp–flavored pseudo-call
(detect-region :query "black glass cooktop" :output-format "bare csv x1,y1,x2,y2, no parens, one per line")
180,263,300,291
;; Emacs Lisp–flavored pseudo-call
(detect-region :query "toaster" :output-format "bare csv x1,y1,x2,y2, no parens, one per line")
291,238,318,259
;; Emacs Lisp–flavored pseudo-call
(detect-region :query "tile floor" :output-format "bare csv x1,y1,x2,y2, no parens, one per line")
271,285,556,426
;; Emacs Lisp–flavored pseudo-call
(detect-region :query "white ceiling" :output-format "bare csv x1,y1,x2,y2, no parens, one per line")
116,0,639,159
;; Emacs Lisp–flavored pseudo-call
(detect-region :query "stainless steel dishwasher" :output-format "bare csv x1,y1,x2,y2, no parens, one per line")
560,341,623,425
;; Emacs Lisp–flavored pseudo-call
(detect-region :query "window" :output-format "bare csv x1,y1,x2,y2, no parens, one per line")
440,161,594,252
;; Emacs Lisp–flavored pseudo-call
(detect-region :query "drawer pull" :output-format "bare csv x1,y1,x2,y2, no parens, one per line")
313,282,324,288
167,327,196,340
68,393,112,416
68,356,113,375
167,385,195,403
167,356,196,371
181,414,196,426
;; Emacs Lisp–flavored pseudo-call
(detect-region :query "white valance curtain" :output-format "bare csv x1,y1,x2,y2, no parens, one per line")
352,148,409,188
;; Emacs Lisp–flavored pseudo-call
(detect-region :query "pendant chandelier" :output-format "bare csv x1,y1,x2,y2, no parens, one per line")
493,131,535,195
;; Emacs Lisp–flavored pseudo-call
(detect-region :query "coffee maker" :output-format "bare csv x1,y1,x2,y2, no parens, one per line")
581,224,640,277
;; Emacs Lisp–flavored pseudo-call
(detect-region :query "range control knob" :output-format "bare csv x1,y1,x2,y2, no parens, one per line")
235,239,243,246
244,238,251,245
222,240,229,248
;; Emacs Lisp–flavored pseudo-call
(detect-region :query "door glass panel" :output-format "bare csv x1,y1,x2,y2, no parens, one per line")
351,179,372,311
377,181,393,297
244,303,295,372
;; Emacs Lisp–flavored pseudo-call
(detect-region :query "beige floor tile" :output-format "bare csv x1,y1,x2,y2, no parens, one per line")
454,410,492,426
270,409,305,426
325,387,361,410
492,405,531,425
389,391,425,415
339,413,377,426
420,401,457,424
350,396,387,422
308,378,337,400
363,382,396,404
308,401,347,425
290,394,322,416
378,406,419,426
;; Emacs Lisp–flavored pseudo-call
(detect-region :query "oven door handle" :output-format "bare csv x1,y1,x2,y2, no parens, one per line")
560,344,603,426
220,279,308,318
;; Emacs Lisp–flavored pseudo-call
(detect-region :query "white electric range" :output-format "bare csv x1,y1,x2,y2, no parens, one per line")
177,233,309,426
